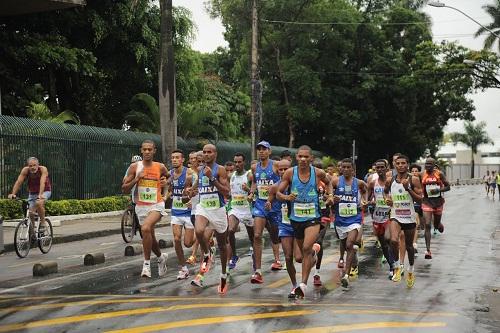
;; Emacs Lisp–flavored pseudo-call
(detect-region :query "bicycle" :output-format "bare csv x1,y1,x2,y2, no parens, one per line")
121,202,142,243
13,199,53,258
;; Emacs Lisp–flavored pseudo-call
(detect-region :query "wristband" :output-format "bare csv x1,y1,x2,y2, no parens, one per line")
210,177,216,183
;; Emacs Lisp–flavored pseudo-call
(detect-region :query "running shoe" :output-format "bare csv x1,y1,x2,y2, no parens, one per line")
294,283,306,299
271,260,283,271
424,250,432,259
388,269,394,280
141,264,152,278
177,267,189,280
349,266,359,277
400,264,405,277
313,274,322,286
250,272,263,284
186,255,197,265
228,255,239,270
157,253,168,277
200,252,213,274
381,256,387,264
406,272,415,288
433,228,438,235
392,266,401,282
191,273,204,287
341,274,349,288
337,259,345,269
375,240,381,249
288,288,297,299
437,223,444,233
217,277,228,295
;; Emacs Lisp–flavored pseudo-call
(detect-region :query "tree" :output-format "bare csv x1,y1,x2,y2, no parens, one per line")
27,102,80,124
450,121,493,178
475,0,500,53
124,93,160,133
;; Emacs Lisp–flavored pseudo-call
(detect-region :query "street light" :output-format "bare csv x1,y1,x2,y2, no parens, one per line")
428,1,500,39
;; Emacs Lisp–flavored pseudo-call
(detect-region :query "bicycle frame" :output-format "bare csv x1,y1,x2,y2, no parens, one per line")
22,200,40,234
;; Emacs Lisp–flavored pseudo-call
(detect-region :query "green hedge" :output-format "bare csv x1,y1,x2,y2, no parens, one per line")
0,196,130,220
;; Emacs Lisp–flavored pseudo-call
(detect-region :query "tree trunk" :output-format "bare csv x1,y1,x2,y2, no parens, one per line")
274,46,294,148
159,0,177,163
470,150,475,179
47,67,58,113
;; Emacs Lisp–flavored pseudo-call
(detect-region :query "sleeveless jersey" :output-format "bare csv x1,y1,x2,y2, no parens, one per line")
422,170,444,207
27,168,51,193
254,160,281,213
289,166,320,222
390,175,416,224
334,176,362,227
230,170,251,213
170,167,191,217
372,180,390,223
190,169,199,215
198,164,225,210
134,161,163,206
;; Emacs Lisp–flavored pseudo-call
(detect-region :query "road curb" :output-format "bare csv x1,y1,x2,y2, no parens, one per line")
125,244,143,256
159,239,173,249
33,261,58,277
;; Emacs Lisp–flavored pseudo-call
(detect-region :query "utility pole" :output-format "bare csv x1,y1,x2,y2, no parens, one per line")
159,0,177,163
250,0,259,159
352,139,356,170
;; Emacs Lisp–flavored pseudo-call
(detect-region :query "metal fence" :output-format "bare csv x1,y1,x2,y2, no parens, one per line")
0,116,319,200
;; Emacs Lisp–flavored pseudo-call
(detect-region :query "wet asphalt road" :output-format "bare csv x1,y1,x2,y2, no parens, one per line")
0,185,499,332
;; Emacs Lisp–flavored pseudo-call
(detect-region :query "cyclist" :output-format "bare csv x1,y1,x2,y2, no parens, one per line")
8,157,51,231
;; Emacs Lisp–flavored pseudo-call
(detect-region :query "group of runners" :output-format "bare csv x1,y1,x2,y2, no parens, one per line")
120,140,454,298
483,170,500,200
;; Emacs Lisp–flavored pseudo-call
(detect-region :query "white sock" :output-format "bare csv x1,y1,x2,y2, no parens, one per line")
182,265,188,271
204,252,210,258
220,273,227,279
315,268,320,276
394,260,400,268
255,269,262,275
408,265,414,273
143,260,150,266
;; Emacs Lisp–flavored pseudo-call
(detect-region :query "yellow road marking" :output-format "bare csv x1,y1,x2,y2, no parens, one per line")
105,310,318,333
0,302,286,332
273,321,447,332
332,309,457,317
0,297,280,313
266,254,338,289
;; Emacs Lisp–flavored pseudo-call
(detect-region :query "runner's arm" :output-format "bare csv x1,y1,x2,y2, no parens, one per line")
277,169,293,201
160,164,169,199
248,163,257,201
439,172,451,193
9,167,28,198
213,166,230,198
317,168,334,204
121,163,139,194
408,176,423,203
358,180,368,205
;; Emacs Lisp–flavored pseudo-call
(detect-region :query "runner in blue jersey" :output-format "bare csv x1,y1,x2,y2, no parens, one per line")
190,144,231,295
269,159,303,298
168,150,195,280
332,158,368,288
278,145,333,298
249,141,282,284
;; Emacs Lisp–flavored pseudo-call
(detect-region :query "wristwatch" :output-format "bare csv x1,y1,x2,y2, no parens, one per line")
210,176,216,182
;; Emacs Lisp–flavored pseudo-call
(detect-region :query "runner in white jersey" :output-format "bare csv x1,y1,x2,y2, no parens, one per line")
186,151,202,265
367,159,394,278
384,154,423,288
227,152,254,270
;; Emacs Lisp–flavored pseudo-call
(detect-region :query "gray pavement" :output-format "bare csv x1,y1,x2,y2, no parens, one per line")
0,185,499,332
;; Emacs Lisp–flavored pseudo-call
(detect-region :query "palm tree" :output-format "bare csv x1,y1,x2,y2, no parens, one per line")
124,93,160,134
27,102,80,124
474,0,500,52
450,121,493,178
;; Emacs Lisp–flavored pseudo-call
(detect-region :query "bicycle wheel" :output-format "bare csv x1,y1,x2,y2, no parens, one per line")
121,208,134,243
14,219,31,258
38,218,53,254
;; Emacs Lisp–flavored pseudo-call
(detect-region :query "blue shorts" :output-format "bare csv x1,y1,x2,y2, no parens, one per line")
278,222,294,238
252,207,281,225
490,183,497,189
28,191,51,209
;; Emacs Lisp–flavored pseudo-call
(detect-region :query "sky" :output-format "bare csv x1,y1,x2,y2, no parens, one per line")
176,0,499,140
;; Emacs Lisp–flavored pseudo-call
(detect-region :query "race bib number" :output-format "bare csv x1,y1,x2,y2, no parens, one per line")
339,202,357,217
425,184,441,198
376,198,387,207
172,196,188,211
320,198,327,210
138,180,157,204
200,193,221,210
395,208,412,216
281,204,290,224
392,193,411,203
373,207,390,222
231,194,249,207
293,202,316,218
257,185,269,200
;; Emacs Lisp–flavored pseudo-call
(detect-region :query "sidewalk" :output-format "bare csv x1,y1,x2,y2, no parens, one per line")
1,211,171,253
